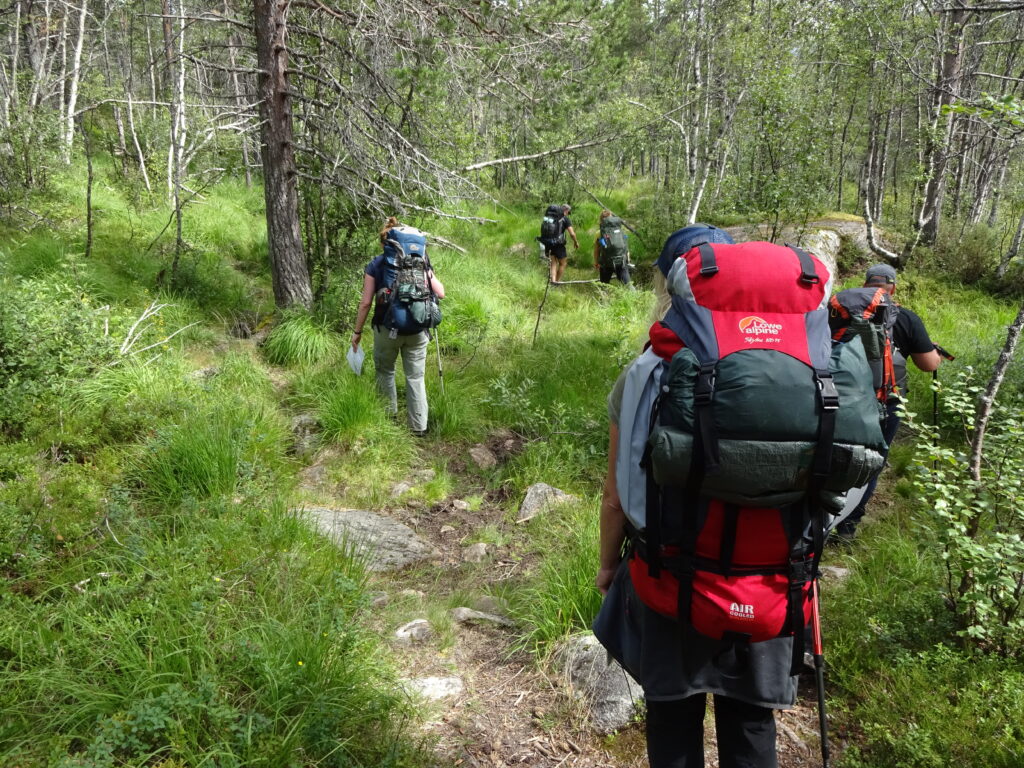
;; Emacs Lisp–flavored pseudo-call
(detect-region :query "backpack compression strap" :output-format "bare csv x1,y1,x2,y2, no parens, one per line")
789,246,822,285
789,367,839,674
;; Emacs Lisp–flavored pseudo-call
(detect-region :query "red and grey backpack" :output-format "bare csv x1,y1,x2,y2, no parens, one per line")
615,234,886,672
828,287,900,403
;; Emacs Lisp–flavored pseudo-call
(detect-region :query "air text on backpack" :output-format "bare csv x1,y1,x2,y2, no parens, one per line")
618,241,886,672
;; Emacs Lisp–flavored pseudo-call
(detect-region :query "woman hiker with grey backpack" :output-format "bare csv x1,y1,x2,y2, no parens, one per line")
593,209,632,285
351,216,444,436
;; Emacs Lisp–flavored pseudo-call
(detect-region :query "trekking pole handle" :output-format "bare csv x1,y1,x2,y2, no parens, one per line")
933,343,955,361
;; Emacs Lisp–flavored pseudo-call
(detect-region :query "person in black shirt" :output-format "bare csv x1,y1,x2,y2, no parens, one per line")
837,264,941,539
547,204,580,283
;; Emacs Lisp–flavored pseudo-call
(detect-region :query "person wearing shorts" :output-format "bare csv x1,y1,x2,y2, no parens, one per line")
547,204,579,283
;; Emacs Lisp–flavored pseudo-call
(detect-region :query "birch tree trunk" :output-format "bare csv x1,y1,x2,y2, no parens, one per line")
253,0,312,309
997,212,1024,279
61,0,88,163
919,7,968,246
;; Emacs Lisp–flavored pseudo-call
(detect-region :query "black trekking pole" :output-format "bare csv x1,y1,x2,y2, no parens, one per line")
811,577,831,768
434,328,445,395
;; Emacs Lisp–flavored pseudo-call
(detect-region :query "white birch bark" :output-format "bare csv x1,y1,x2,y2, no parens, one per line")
62,0,89,163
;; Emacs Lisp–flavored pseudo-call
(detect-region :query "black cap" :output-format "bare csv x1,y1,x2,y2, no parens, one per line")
865,264,898,285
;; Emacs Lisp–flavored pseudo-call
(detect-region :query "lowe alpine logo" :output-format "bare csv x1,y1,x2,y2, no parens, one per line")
729,602,755,620
738,316,782,336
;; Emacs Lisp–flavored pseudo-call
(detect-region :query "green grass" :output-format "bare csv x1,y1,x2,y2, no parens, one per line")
0,497,428,767
6,160,1024,766
263,312,341,368
133,405,287,504
508,498,603,654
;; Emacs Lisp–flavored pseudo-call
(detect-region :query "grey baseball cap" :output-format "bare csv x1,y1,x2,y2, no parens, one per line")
864,263,898,285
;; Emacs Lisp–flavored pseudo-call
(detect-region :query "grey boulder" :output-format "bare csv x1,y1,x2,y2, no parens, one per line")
303,506,438,572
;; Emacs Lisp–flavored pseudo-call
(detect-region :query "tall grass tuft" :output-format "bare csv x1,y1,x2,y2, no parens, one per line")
134,406,288,504
303,372,409,452
510,499,603,654
263,312,341,367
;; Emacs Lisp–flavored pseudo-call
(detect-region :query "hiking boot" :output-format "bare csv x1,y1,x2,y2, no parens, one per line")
411,429,428,438
829,521,858,547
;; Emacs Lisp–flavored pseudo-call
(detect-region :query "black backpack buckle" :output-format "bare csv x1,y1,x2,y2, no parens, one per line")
815,371,839,411
694,364,717,406
789,558,810,584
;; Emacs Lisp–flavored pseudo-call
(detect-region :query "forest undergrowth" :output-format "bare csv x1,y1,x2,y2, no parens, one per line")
2,165,1024,767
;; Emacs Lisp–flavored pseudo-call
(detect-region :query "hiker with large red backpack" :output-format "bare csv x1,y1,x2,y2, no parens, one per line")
828,264,942,541
593,225,887,767
351,216,444,436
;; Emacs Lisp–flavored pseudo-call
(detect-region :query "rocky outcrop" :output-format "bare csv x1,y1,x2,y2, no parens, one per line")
394,619,433,645
452,606,514,628
401,676,464,700
303,506,439,572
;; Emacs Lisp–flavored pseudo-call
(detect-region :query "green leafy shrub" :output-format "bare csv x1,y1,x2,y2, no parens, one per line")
0,277,116,433
913,368,1024,655
923,224,1001,285
837,646,1024,768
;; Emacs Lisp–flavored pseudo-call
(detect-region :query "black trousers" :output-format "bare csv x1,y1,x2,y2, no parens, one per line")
646,694,778,768
599,263,631,284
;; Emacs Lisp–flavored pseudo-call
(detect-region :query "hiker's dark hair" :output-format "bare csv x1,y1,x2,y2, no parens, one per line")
379,216,399,243
599,209,612,221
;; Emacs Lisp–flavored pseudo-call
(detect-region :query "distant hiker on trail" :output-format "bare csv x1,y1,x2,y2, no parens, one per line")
831,263,941,541
593,210,631,286
594,225,885,768
351,216,444,436
538,203,579,284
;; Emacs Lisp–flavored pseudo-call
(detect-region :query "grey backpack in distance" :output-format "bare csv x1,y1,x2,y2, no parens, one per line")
600,216,628,268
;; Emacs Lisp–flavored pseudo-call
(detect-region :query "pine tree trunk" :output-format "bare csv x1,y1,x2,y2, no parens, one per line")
253,0,312,309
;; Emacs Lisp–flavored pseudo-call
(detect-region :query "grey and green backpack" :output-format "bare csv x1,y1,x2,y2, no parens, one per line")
599,216,628,268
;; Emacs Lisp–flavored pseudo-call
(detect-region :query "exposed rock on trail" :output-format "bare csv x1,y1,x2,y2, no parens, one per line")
517,482,578,523
303,506,439,571
556,633,644,734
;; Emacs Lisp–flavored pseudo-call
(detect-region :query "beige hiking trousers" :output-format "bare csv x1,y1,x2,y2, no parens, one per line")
372,328,429,432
